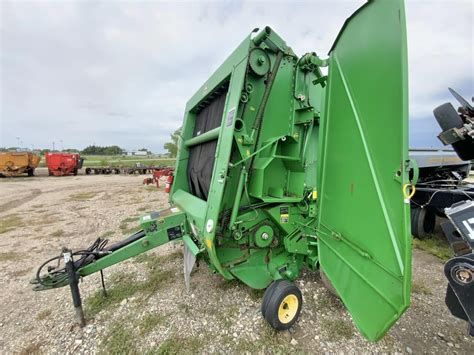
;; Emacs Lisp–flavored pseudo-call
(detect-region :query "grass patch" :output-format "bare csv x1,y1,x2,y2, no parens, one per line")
412,279,432,295
50,229,65,238
86,267,173,316
0,251,21,262
217,279,239,291
321,318,354,340
120,224,141,235
247,288,264,301
145,186,159,192
69,192,97,201
140,269,173,297
100,230,114,238
85,273,141,317
215,305,238,328
0,214,24,234
413,236,453,262
119,216,141,235
177,303,191,314
36,309,52,320
137,205,152,212
100,323,136,354
153,335,203,354
10,267,32,277
138,313,167,335
134,251,181,268
19,342,41,355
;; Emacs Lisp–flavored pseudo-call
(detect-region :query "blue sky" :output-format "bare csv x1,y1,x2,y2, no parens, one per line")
1,0,472,152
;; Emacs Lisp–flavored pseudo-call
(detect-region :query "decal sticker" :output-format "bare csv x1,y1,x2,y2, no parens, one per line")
280,206,289,223
226,107,236,127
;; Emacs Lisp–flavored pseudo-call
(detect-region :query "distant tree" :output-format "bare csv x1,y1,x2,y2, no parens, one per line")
81,145,124,155
164,128,181,158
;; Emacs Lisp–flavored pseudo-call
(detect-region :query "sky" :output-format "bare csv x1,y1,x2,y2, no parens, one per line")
1,0,473,153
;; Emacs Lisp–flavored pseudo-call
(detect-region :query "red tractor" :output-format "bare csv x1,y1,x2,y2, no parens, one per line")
46,153,84,176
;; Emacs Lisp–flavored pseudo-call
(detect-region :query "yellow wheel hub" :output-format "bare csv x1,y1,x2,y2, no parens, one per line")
278,294,299,324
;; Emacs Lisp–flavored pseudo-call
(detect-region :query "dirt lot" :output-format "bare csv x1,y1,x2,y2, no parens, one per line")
0,173,472,353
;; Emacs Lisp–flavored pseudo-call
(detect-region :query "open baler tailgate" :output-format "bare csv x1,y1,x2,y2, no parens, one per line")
317,0,411,341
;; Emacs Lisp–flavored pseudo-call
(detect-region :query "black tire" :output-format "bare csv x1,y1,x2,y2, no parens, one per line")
27,168,34,177
263,280,302,330
73,168,78,176
411,207,436,239
261,279,285,317
320,269,339,298
85,168,91,175
48,169,53,176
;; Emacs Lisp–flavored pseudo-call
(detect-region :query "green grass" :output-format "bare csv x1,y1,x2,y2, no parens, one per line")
50,229,65,238
19,342,41,355
321,318,354,340
36,309,52,321
0,252,21,262
86,260,174,317
138,313,167,335
412,279,432,295
85,273,140,318
122,217,138,223
100,230,115,238
0,214,24,234
119,216,141,235
10,267,32,277
100,323,136,354
69,192,97,201
247,288,264,301
413,236,453,262
152,335,203,355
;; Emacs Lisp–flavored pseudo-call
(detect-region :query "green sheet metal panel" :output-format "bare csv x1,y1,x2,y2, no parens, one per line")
317,0,411,341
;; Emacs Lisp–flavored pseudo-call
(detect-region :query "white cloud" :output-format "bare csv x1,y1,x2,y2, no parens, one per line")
1,0,472,151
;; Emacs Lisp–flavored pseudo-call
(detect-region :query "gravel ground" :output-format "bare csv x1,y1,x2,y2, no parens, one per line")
0,173,472,353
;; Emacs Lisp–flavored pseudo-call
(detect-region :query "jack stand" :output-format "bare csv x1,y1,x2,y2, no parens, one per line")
100,270,107,297
63,248,86,327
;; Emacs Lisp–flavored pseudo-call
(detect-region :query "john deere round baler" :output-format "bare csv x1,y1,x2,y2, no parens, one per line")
33,0,414,341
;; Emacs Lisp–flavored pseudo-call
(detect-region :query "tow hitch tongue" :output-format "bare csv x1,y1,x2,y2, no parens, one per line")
32,208,187,326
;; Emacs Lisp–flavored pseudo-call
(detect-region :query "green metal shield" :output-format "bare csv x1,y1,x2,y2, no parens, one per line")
317,0,411,341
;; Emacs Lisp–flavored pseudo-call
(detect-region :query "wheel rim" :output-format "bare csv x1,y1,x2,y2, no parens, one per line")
278,294,298,324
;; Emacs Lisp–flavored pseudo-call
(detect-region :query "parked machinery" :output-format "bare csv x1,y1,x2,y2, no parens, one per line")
433,88,473,161
0,151,40,177
46,152,84,176
34,1,413,341
409,149,473,239
143,167,175,189
429,89,474,335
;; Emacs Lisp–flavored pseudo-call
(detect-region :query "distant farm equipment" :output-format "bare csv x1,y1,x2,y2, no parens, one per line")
0,152,40,177
46,152,84,176
143,167,174,189
85,163,170,175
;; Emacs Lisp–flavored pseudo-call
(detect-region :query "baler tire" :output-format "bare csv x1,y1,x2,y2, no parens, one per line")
264,280,302,330
27,168,34,177
261,279,285,317
73,169,78,176
411,207,435,239
320,270,339,298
